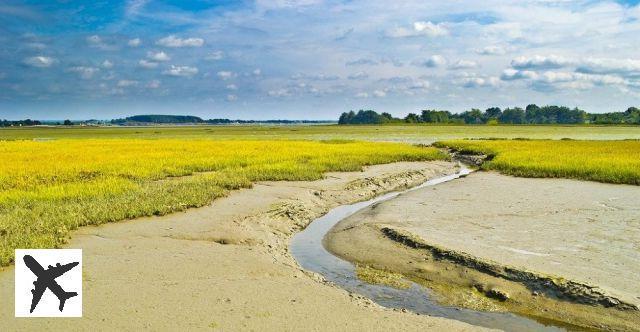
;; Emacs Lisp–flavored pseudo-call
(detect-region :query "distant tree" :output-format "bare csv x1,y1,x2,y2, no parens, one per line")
63,119,73,125
499,108,526,124
628,107,640,124
381,112,393,121
460,109,484,124
355,110,386,124
126,115,203,123
404,113,420,123
338,110,387,124
625,107,640,124
1,119,41,127
337,104,640,126
338,111,355,124
525,104,542,124
420,110,451,123
484,107,502,121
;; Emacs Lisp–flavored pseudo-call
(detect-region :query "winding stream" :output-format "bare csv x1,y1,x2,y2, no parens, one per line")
290,167,565,332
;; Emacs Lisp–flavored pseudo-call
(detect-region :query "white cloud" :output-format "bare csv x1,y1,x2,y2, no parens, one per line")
348,71,368,80
586,74,627,86
576,58,640,77
117,80,138,87
226,84,238,90
69,66,100,79
101,60,114,69
256,0,321,9
217,71,236,80
156,35,204,47
355,92,369,98
511,55,573,70
387,21,448,38
268,88,291,97
408,80,430,90
477,45,507,56
373,89,387,97
501,69,538,81
23,56,56,68
86,35,102,45
346,58,378,66
138,59,158,69
460,76,499,88
125,0,149,17
448,60,479,70
147,51,170,62
163,65,198,77
227,94,238,101
206,50,224,60
413,21,448,36
537,71,575,83
290,73,339,80
128,38,141,47
413,55,447,68
501,68,628,91
253,68,262,76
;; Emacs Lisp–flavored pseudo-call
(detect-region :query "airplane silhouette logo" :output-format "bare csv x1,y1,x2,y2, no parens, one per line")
23,255,79,313
15,249,82,317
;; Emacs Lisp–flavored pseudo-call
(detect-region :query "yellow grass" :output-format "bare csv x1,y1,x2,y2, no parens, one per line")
0,139,445,265
436,139,640,185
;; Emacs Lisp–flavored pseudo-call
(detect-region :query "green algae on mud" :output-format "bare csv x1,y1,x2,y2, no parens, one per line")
355,264,411,290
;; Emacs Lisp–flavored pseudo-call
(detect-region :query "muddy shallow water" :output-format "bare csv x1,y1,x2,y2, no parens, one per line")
290,168,568,331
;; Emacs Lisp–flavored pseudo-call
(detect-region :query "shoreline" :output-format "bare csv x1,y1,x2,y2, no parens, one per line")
325,171,640,331
1,161,490,331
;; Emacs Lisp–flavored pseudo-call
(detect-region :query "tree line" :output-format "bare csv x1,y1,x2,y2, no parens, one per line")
1,119,42,127
1,119,77,127
338,105,640,125
111,115,332,125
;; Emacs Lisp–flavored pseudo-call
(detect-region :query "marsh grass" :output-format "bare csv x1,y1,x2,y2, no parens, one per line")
0,139,445,265
2,124,640,141
436,140,640,185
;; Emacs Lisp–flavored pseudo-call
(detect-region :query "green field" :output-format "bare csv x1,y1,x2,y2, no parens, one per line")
2,124,640,142
437,139,640,185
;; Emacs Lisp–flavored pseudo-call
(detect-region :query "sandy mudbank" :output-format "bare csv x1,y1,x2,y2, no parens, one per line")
326,171,640,330
0,161,490,331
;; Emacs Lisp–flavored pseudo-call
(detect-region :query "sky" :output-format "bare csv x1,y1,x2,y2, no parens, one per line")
1,0,640,120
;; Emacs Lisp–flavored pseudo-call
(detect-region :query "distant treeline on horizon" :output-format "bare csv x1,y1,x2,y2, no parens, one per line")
4,107,640,127
110,115,332,125
338,105,640,125
0,115,333,127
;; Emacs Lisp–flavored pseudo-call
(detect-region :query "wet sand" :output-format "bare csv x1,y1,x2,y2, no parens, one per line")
326,172,640,330
0,161,489,331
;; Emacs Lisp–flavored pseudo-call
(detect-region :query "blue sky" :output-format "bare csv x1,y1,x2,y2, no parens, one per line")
1,0,640,120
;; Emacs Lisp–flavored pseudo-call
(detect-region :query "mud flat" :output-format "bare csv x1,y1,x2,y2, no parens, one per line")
0,161,491,331
326,172,640,331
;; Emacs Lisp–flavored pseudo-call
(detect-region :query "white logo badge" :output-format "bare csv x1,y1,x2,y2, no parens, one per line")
15,249,82,317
